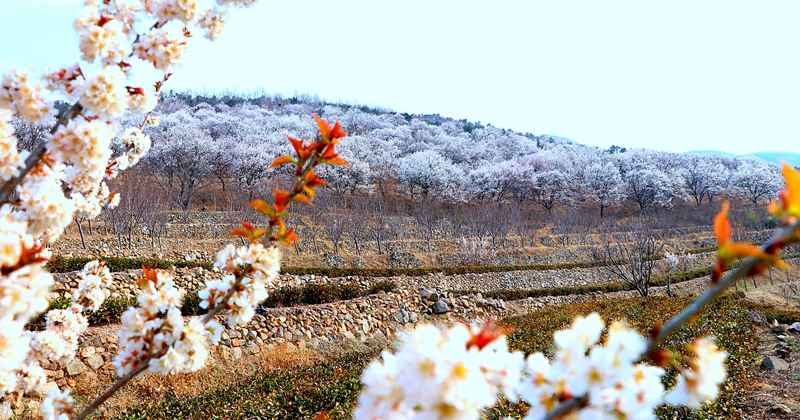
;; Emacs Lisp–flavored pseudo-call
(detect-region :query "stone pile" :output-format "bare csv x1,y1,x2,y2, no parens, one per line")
389,251,422,268
762,320,800,372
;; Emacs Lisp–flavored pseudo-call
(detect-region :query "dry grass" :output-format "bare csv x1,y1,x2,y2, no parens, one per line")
55,342,323,420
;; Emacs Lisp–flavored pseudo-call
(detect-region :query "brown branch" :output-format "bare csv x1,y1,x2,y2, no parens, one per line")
73,361,147,420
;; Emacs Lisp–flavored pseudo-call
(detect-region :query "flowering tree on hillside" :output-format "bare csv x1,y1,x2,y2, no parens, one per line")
582,161,625,217
396,149,463,200
681,155,727,207
731,158,783,205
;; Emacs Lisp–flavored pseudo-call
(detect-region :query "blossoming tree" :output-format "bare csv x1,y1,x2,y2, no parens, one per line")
1,1,800,420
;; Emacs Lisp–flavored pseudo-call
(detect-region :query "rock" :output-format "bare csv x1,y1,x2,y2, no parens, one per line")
761,356,790,371
770,404,792,415
27,381,59,399
66,359,88,376
0,400,12,420
777,344,793,359
777,335,789,341
788,322,800,334
772,325,788,334
432,300,450,314
232,347,243,359
86,355,104,370
80,346,96,358
419,290,433,300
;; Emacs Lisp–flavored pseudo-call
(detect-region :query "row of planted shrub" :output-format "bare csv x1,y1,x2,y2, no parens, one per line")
45,246,718,277
26,280,398,331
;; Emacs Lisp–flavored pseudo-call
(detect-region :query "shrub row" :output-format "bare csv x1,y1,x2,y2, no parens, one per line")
28,280,398,329
45,246,719,277
263,280,398,308
46,255,214,273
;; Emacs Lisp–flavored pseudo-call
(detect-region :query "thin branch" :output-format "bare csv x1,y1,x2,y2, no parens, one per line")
541,395,589,420
73,361,148,420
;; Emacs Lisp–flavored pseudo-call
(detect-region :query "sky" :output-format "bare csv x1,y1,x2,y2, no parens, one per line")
1,0,799,155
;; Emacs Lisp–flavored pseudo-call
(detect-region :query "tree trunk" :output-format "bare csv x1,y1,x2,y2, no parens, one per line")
667,275,672,297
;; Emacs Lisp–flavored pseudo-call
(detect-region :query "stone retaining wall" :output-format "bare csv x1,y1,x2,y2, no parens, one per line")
42,284,508,392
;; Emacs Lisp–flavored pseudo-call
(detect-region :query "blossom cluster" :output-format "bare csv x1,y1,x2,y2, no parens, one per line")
198,242,280,325
354,322,523,420
113,268,223,377
0,213,52,394
356,315,728,420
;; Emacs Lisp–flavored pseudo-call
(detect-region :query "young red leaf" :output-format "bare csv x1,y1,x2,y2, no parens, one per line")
270,155,297,169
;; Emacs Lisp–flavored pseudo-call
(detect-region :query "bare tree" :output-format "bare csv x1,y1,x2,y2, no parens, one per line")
592,218,665,297
511,204,538,248
141,194,170,251
483,201,513,248
366,198,392,255
344,200,369,256
323,213,347,255
552,210,579,248
413,200,441,253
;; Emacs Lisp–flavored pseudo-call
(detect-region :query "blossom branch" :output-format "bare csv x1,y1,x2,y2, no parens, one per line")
73,362,148,420
201,265,252,324
72,264,252,419
540,217,800,419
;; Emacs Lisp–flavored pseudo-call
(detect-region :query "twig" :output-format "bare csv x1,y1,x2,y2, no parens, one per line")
73,362,148,420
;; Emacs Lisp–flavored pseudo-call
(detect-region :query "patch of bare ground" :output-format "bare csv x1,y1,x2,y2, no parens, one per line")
743,324,800,419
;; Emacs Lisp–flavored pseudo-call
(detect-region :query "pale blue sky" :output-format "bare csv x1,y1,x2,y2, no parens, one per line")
1,0,799,155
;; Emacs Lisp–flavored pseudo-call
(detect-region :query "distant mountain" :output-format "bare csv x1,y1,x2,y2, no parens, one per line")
542,134,579,145
685,150,736,157
749,152,800,167
684,150,800,167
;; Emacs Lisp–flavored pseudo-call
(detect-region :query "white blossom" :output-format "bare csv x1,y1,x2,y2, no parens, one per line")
133,27,189,72
41,387,73,420
79,66,130,118
197,8,228,40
